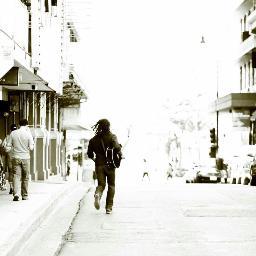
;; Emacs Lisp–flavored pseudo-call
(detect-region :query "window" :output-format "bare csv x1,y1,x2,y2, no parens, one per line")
51,0,57,6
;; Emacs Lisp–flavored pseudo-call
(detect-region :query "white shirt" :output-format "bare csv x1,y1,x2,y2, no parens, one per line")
7,126,34,159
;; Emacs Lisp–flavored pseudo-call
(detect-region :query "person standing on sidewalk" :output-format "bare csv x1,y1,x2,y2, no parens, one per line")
2,124,17,194
142,158,150,181
0,139,7,191
87,119,122,214
166,163,173,180
6,119,34,201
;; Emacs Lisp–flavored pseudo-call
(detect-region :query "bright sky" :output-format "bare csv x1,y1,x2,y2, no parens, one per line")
71,0,240,134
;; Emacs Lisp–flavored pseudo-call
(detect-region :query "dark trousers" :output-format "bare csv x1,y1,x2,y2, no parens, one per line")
95,165,115,209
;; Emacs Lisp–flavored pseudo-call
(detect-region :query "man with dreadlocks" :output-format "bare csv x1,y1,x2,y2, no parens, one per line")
87,118,122,214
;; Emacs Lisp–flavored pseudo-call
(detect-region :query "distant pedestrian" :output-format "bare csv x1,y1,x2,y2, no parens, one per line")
87,119,122,214
166,163,173,180
2,124,17,194
6,119,34,201
142,158,150,181
250,157,256,186
66,159,70,176
0,140,7,191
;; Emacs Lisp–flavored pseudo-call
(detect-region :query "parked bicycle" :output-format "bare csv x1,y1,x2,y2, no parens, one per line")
0,154,7,191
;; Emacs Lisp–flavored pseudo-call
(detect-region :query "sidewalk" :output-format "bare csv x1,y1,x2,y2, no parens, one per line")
0,173,93,256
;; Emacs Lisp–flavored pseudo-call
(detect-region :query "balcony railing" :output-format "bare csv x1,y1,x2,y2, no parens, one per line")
0,28,31,78
239,34,256,58
0,28,31,63
0,0,29,52
242,31,250,41
248,8,256,34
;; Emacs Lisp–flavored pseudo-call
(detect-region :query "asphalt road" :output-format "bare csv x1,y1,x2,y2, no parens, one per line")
16,166,256,256
55,175,256,256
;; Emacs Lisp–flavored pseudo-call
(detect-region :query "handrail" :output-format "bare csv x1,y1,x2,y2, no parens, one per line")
0,28,31,58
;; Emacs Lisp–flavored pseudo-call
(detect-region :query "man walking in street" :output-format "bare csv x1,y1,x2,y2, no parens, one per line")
87,119,122,214
6,119,34,201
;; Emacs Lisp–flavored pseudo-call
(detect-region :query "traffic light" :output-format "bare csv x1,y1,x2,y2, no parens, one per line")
209,145,217,158
210,128,216,143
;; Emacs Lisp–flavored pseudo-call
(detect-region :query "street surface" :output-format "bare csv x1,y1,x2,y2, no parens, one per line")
56,171,256,256
17,168,256,256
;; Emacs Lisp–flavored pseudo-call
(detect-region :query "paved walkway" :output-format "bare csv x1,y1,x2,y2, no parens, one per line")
0,170,93,256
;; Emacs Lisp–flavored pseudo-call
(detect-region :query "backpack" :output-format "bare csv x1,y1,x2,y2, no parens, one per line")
251,164,256,176
105,146,122,168
100,139,122,169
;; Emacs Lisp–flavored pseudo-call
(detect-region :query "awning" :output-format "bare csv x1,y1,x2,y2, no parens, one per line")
63,124,91,131
63,124,93,140
1,60,54,92
211,93,256,112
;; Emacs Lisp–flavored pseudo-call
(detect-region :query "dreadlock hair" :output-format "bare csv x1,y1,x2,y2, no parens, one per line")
92,119,110,135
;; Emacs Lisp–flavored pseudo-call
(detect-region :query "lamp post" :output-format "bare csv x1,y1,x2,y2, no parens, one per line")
200,35,219,154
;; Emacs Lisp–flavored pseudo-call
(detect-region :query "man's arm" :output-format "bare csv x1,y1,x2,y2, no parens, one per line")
28,132,34,151
87,140,95,161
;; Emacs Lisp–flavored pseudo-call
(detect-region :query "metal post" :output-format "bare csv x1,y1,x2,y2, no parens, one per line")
4,112,9,136
77,161,79,181
216,61,219,149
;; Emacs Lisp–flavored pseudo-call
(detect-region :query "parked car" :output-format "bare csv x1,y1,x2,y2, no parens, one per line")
229,153,254,185
249,159,256,186
241,159,252,185
174,167,187,177
184,164,202,183
194,165,221,183
184,168,198,183
228,145,256,185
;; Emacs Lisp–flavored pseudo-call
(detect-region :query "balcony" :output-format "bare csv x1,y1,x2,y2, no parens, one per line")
251,84,256,92
212,93,256,112
248,8,256,34
242,31,250,41
0,30,14,78
0,0,30,77
238,34,256,58
0,0,29,52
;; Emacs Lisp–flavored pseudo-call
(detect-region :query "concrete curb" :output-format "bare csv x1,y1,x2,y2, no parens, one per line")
1,182,87,256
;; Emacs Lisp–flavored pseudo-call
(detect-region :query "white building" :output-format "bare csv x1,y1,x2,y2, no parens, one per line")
0,0,88,180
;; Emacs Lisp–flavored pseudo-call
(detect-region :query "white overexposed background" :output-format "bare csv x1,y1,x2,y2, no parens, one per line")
68,0,242,167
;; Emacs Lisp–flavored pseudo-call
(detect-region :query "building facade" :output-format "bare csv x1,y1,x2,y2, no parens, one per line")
0,0,87,181
209,0,256,165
